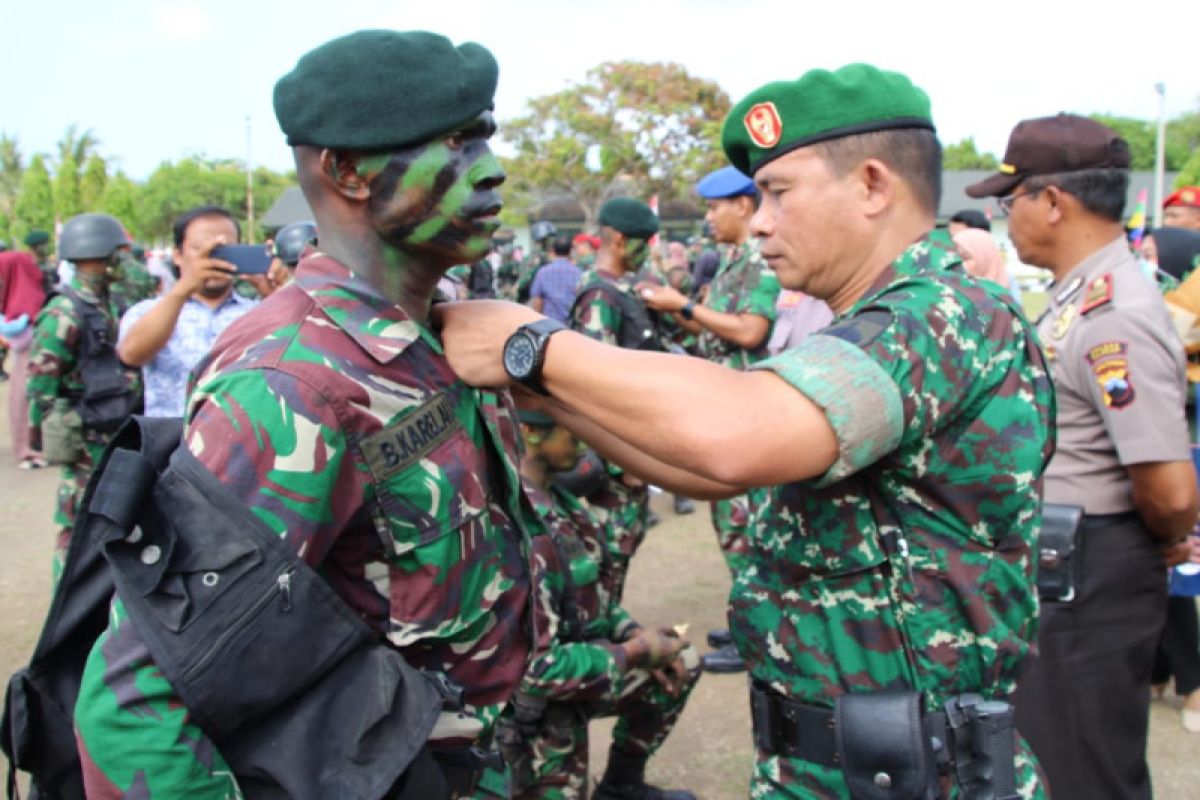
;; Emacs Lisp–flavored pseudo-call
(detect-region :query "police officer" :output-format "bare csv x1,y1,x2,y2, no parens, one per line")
26,213,142,580
503,407,700,800
74,30,534,798
439,63,1054,798
640,166,781,674
568,197,664,606
968,114,1199,800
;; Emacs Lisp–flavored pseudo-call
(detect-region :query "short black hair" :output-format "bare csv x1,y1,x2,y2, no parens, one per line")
552,235,572,257
1024,168,1129,222
950,209,991,231
811,128,943,215
173,205,241,248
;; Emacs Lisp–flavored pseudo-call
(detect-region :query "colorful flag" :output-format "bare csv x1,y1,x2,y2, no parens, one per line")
1128,188,1148,250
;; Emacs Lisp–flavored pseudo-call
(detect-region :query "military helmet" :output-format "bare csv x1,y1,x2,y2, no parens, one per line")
59,213,130,261
530,220,557,243
274,220,318,267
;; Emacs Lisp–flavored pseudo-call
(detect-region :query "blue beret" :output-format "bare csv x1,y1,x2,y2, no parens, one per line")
696,166,757,199
274,30,498,151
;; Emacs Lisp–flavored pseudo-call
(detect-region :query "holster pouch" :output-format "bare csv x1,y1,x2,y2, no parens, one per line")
88,418,443,799
1037,503,1084,602
834,691,938,800
41,400,83,465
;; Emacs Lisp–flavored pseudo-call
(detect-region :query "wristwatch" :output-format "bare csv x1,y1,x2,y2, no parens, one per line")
502,318,567,394
679,301,696,321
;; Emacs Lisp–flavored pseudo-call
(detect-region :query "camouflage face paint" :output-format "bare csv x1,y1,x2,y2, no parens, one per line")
624,237,650,270
365,111,505,267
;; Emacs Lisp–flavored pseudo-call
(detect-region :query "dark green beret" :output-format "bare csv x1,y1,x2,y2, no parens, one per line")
273,30,498,150
24,230,49,248
517,408,555,427
598,198,660,239
722,63,935,176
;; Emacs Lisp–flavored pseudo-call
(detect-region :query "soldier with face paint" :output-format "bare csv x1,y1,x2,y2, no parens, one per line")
567,197,665,608
73,30,535,799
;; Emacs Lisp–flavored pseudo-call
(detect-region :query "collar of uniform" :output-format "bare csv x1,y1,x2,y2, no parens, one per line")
70,269,109,304
1046,235,1129,309
851,229,961,314
293,252,425,364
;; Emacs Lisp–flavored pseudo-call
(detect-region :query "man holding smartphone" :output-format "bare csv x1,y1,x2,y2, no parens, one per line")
116,205,261,416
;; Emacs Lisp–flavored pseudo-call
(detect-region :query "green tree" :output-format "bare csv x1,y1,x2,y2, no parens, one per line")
12,154,54,245
54,154,82,220
1089,116,1157,169
80,154,108,211
98,171,141,238
56,124,100,172
501,61,731,228
1176,148,1200,188
942,137,999,170
0,134,23,244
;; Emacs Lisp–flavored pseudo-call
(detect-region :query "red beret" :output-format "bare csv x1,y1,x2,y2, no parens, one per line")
1164,186,1200,209
572,233,592,245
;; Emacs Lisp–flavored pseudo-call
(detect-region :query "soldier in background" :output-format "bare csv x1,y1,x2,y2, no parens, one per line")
24,230,56,296
518,220,558,303
1163,186,1200,230
26,213,142,579
501,406,699,800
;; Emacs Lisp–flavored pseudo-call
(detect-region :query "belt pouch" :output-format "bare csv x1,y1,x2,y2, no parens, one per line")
1037,503,1084,602
834,691,936,800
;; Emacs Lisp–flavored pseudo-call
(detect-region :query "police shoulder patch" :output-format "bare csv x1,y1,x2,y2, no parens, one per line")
1084,340,1135,409
822,309,893,348
1079,274,1113,315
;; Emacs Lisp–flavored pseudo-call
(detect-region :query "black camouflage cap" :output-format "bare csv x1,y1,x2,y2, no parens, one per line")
273,30,498,151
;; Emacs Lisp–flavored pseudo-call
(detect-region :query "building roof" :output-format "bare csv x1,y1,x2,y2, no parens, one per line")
260,186,312,230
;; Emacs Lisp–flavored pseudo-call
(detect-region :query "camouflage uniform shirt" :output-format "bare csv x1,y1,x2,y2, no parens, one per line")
697,238,780,369
741,231,1053,795
74,253,537,797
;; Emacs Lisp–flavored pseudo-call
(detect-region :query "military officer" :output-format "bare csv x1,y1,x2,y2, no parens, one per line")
437,63,1054,798
1163,186,1200,230
968,114,1199,800
74,30,535,799
26,214,142,580
501,407,699,800
640,166,781,674
569,197,664,605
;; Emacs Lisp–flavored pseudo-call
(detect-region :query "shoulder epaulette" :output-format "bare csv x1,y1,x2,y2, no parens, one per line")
1079,274,1113,315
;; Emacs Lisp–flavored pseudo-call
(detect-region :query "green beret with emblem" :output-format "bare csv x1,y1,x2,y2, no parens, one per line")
273,30,498,150
24,230,50,248
598,197,660,239
722,63,935,176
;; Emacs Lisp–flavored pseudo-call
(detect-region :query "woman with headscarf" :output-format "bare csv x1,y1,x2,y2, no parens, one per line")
1145,226,1200,282
953,227,1021,303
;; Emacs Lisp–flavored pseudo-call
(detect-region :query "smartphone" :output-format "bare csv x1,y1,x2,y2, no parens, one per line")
210,243,273,275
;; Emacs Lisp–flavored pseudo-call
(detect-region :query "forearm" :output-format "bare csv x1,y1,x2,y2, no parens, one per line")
540,331,834,486
1130,460,1200,543
118,293,188,366
691,306,769,350
522,640,625,702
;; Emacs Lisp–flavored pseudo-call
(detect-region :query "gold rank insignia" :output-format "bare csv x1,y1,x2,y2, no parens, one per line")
1052,304,1078,339
1080,274,1114,315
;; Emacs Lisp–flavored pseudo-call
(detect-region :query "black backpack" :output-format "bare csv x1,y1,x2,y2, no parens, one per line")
570,281,666,352
57,286,142,433
2,416,442,799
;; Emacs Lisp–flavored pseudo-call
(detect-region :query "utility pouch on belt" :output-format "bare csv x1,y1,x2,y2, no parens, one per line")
41,398,83,464
1036,503,1084,602
834,691,939,800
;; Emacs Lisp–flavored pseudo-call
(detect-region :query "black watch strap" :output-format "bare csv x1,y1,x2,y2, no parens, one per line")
514,317,566,394
680,301,696,321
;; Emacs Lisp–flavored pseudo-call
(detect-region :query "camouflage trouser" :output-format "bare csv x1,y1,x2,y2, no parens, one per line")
710,490,759,579
748,737,1045,799
51,438,104,583
500,648,702,800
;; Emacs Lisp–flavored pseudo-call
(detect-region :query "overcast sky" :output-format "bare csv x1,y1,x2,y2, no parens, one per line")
3,0,1196,180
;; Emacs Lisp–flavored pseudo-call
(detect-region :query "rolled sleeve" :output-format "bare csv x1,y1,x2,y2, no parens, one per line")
753,332,904,487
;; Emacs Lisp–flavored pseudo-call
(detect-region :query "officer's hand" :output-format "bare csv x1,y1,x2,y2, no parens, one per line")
433,300,545,387
1162,539,1192,568
637,626,687,669
652,654,688,698
636,282,687,312
619,472,645,489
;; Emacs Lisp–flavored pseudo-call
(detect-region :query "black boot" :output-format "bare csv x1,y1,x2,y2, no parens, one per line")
593,746,697,800
672,495,695,515
701,643,745,674
706,628,733,648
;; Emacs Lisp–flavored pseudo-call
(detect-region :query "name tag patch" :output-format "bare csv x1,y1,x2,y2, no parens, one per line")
361,393,461,480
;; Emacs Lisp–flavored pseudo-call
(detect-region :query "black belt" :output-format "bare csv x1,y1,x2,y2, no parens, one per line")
750,681,840,767
1081,511,1140,530
432,737,505,798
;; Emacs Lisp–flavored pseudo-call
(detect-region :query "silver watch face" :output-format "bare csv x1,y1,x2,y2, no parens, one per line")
504,332,538,379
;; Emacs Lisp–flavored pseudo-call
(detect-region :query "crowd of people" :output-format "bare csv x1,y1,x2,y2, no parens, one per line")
3,26,1200,800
